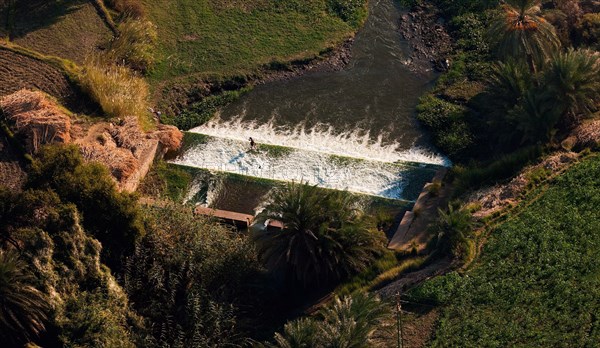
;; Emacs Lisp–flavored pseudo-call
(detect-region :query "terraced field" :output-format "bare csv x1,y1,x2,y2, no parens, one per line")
0,135,25,190
0,48,78,105
9,0,111,64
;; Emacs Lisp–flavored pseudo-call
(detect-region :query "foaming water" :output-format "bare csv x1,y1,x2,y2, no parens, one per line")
190,116,450,166
172,135,439,200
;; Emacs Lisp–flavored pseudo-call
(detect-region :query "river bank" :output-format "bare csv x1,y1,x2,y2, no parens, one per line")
159,0,453,125
399,1,453,74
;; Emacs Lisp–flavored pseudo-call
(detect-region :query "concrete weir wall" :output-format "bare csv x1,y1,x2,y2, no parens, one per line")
120,139,161,193
388,168,448,252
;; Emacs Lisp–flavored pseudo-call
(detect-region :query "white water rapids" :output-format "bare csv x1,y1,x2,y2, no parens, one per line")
170,118,448,200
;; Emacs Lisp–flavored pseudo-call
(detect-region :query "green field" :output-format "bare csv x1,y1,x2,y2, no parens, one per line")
142,0,363,83
411,155,600,346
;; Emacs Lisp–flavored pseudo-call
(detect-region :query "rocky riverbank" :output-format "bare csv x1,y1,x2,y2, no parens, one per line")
399,2,453,74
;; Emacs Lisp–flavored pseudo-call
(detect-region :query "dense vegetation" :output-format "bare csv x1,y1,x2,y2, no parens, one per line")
409,154,600,346
415,0,600,163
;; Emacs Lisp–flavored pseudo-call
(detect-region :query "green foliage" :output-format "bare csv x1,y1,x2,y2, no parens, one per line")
327,0,368,27
431,201,476,262
407,271,464,305
432,0,497,17
27,145,145,268
0,184,139,347
144,0,359,83
577,13,600,50
124,204,264,347
452,145,543,194
480,49,600,148
161,88,250,130
252,182,387,286
139,161,193,202
425,155,600,346
271,292,390,348
416,95,473,158
488,0,560,71
544,48,600,120
0,250,49,346
103,19,157,72
56,290,136,348
450,12,491,55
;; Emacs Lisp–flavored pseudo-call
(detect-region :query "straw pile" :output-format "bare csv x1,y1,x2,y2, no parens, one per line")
0,89,72,153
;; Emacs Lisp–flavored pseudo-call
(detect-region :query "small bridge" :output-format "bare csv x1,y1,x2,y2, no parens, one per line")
194,206,283,230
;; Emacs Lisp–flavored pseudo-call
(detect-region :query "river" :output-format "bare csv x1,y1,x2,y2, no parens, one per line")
171,0,448,212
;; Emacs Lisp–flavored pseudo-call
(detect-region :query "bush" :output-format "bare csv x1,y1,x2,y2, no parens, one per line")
124,205,264,347
432,0,497,18
327,0,368,27
104,19,157,72
27,145,145,268
450,12,491,55
416,95,473,158
80,58,149,121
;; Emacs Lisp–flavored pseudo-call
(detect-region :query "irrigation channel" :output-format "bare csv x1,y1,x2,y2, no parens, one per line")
171,0,449,215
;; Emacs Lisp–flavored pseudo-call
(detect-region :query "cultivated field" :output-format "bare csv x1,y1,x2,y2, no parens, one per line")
7,0,111,64
0,48,76,103
412,155,600,346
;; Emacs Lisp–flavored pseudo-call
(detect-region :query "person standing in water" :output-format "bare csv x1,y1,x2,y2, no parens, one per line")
249,137,256,150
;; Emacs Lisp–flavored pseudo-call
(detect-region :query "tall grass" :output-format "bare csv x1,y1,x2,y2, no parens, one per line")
105,0,146,19
80,58,150,125
103,19,157,72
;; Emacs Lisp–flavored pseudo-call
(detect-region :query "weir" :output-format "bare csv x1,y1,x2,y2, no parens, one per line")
173,0,450,209
171,132,443,201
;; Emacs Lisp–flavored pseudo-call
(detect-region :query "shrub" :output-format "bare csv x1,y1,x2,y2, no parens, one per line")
432,0,497,18
450,12,490,55
80,58,149,121
327,0,368,27
27,145,145,268
124,205,263,347
416,94,473,158
104,19,157,72
271,292,390,347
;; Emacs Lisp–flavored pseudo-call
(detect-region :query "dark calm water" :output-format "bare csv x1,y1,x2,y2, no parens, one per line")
216,0,438,150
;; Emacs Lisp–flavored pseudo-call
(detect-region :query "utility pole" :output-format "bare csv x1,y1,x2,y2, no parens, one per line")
396,291,404,348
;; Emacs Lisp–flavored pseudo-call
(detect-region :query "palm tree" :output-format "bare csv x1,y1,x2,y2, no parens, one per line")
320,293,390,348
252,183,385,286
509,89,562,143
0,250,49,346
434,201,475,260
272,318,322,348
270,293,390,348
483,61,534,147
543,49,600,121
489,0,561,74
